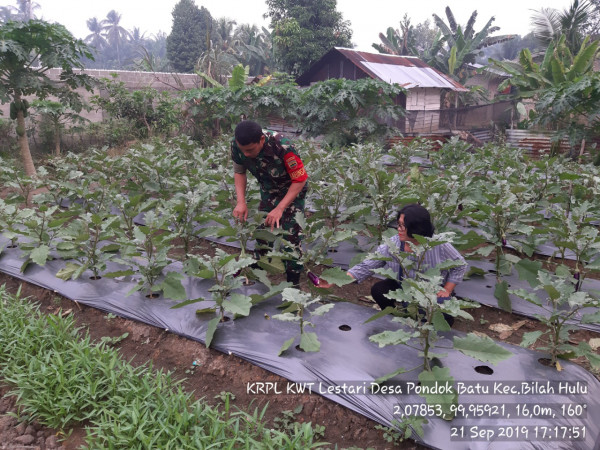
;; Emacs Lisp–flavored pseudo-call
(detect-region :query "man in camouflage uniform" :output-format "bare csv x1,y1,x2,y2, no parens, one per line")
231,120,308,287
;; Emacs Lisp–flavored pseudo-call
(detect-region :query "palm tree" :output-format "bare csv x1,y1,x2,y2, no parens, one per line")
372,14,417,56
16,0,40,21
213,17,237,52
0,6,17,23
530,0,592,53
84,17,107,51
101,10,131,66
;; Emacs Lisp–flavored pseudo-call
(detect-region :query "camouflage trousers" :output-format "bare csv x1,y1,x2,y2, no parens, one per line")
256,197,304,278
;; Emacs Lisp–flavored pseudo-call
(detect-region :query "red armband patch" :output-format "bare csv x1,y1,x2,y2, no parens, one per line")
284,152,308,182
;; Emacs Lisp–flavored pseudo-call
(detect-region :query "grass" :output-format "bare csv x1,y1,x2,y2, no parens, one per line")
0,284,328,449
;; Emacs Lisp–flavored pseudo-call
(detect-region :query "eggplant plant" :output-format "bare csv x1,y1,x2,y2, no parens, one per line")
543,201,600,291
292,212,356,291
0,164,45,207
427,136,473,170
16,202,74,272
368,235,512,419
124,144,187,198
108,210,185,299
108,192,157,241
352,165,413,248
55,212,120,280
0,199,24,249
467,176,542,312
386,138,432,173
510,268,600,370
160,183,218,258
178,249,256,348
273,288,335,354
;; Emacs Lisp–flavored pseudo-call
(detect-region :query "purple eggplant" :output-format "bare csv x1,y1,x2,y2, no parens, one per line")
307,271,321,286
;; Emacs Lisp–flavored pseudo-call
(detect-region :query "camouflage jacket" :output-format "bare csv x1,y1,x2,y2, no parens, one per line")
231,130,308,208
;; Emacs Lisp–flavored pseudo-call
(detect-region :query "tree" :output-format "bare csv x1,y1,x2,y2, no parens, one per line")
490,35,599,101
490,35,599,155
372,14,417,56
235,25,274,75
167,0,212,73
427,7,515,83
0,20,94,176
533,71,600,151
101,10,131,66
84,17,107,51
265,0,352,75
15,0,40,21
531,0,592,54
30,99,88,156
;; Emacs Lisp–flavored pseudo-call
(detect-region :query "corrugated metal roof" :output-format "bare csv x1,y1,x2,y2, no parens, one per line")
361,63,462,90
334,47,468,92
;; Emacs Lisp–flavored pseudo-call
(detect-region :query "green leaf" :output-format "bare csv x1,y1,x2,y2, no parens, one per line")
160,272,187,300
299,332,320,352
520,330,543,348
463,266,485,279
223,293,252,316
454,334,513,364
585,258,600,271
278,337,296,356
319,267,355,286
196,269,214,279
418,367,457,420
103,270,136,278
494,280,511,313
364,306,399,324
101,243,120,253
370,328,417,347
20,258,31,273
168,298,205,309
474,245,495,257
581,311,600,324
311,303,334,317
432,310,451,331
205,317,220,348
30,245,49,266
555,264,572,278
514,259,542,288
373,366,408,385
56,262,81,281
48,217,72,228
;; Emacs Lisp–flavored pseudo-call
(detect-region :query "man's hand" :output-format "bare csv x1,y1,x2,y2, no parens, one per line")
265,207,283,231
233,202,248,222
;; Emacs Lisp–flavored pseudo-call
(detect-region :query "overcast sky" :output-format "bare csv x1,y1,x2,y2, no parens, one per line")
10,0,576,51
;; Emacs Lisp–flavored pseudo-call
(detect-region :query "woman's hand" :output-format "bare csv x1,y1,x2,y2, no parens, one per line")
437,282,456,298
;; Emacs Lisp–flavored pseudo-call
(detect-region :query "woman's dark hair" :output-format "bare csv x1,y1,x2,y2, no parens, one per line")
234,120,263,145
397,204,434,238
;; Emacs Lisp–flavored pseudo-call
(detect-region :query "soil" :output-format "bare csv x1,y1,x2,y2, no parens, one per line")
1,239,599,449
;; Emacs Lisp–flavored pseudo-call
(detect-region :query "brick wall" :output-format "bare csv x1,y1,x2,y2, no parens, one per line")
0,68,202,123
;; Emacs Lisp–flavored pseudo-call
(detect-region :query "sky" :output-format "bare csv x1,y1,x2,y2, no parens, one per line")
6,0,577,51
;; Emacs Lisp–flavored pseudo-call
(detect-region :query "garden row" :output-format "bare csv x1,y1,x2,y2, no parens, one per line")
2,136,600,443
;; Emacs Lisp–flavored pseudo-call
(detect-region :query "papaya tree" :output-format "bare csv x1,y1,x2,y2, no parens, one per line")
0,20,94,176
31,100,88,156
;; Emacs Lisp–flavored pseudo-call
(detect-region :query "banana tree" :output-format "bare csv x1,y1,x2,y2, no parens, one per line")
490,34,599,101
428,7,515,84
